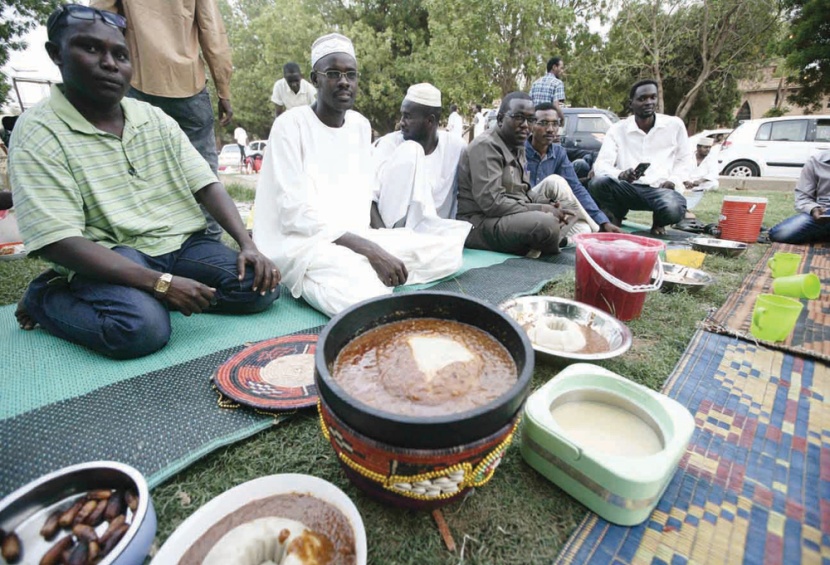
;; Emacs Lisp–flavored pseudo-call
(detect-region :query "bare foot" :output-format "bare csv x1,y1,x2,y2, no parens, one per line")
650,225,666,236
14,301,36,330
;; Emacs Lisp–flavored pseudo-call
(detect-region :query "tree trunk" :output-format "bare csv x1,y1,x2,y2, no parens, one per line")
675,62,711,119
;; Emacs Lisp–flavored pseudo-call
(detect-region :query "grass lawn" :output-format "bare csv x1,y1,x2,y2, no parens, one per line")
0,188,795,564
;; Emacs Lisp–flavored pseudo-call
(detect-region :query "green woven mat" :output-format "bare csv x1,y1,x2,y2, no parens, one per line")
1,248,526,496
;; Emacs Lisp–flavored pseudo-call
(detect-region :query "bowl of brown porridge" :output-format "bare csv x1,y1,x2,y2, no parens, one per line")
315,291,534,509
500,296,632,363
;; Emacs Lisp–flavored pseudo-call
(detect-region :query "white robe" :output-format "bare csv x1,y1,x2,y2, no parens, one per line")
372,130,468,223
253,106,467,317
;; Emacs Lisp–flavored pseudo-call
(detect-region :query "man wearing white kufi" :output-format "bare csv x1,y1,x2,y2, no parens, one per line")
253,34,468,317
372,83,470,225
682,136,720,213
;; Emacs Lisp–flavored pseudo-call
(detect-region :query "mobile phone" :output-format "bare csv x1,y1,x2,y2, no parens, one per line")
633,162,651,177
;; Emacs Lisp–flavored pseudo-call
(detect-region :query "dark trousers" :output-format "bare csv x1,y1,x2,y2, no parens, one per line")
23,234,279,359
127,87,223,240
463,211,561,255
587,176,686,228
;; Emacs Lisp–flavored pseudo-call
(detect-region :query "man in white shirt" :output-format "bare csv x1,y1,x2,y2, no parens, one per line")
472,104,486,139
253,34,467,317
683,137,720,211
447,104,464,138
271,62,316,118
372,83,470,225
589,79,694,235
233,125,247,167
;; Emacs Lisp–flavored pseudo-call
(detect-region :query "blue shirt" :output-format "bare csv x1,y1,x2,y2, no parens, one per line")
525,139,609,226
529,73,565,106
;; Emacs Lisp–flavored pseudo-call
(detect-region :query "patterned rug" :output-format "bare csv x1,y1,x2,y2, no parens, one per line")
0,249,575,497
554,330,829,564
705,242,830,363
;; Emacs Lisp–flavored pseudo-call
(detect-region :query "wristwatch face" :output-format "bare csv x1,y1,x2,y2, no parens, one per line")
154,273,173,295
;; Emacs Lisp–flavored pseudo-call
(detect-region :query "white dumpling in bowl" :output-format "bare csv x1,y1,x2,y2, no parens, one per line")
530,316,586,353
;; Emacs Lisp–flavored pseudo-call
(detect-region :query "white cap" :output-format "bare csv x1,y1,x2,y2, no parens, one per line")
311,33,356,68
697,137,714,147
404,83,442,107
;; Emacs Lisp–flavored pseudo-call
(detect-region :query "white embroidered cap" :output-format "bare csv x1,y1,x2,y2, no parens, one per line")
311,33,356,68
404,83,442,107
697,137,714,147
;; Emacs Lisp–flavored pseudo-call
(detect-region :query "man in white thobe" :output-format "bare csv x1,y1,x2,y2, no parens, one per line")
253,34,468,317
683,137,720,210
372,83,469,225
447,104,464,138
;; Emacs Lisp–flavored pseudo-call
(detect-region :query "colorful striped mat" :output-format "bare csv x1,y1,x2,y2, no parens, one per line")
705,242,830,363
555,330,829,564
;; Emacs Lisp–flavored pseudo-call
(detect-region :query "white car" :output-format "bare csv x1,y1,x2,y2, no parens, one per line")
688,128,732,148
247,140,267,157
218,143,242,172
717,115,830,178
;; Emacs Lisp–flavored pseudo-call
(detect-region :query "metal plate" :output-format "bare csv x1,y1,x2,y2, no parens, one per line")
500,296,632,362
658,262,716,293
690,236,748,257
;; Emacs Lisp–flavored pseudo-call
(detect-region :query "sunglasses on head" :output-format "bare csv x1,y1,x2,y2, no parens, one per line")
48,4,127,36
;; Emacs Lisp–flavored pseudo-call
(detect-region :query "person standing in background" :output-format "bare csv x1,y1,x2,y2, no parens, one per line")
472,104,486,139
234,125,248,168
91,0,234,240
447,104,464,138
272,62,316,117
529,56,566,122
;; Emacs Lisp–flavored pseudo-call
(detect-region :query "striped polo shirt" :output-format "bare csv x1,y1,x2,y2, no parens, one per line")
9,85,216,261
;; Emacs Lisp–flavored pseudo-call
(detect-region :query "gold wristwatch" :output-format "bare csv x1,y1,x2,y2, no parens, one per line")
153,273,173,297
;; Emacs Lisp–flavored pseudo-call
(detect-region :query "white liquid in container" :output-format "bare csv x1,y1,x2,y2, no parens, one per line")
550,400,663,456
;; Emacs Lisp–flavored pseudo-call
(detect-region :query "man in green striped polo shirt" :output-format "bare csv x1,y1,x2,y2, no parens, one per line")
8,5,280,359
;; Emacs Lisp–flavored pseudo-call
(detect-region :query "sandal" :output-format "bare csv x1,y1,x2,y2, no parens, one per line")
673,218,706,233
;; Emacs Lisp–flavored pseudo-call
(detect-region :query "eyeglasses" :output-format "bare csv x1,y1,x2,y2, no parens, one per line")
505,113,537,125
319,70,359,81
48,4,127,36
536,120,560,128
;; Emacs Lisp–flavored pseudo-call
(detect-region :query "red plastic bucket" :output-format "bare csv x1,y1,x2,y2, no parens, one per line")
572,233,665,321
718,196,767,243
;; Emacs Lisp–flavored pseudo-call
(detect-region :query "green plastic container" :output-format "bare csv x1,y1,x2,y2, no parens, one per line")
521,363,694,526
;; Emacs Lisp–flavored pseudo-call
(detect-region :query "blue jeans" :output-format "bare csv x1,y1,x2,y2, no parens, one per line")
587,176,687,228
22,234,279,359
769,213,830,244
127,87,223,240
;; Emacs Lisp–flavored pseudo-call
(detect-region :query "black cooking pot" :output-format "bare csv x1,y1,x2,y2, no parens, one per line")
315,291,534,449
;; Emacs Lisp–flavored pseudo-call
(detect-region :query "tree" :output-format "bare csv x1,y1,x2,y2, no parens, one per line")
673,0,781,119
607,0,692,113
781,0,830,110
424,0,573,110
0,0,61,106
218,0,327,139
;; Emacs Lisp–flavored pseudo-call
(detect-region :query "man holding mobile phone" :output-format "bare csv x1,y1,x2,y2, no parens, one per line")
769,151,830,244
588,80,695,235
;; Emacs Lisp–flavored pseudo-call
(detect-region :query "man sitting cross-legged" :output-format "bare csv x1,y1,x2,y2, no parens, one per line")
372,82,469,225
769,150,830,244
9,5,279,359
253,33,467,317
456,92,574,257
589,79,693,235
525,102,622,237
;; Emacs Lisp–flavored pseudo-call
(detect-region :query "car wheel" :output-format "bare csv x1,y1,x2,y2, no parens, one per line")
723,160,760,177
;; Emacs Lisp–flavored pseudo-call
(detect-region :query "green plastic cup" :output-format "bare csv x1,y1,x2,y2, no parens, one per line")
773,273,821,300
750,294,804,342
767,252,801,278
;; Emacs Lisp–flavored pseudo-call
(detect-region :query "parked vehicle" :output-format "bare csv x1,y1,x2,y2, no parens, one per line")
688,128,732,148
247,140,267,157
559,108,620,162
217,143,242,172
717,115,830,178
